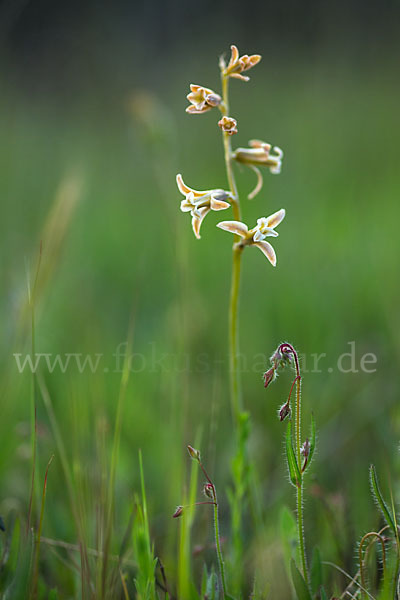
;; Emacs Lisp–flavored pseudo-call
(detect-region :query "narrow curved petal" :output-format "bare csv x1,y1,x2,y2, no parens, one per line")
266,208,286,228
189,84,213,95
210,198,230,211
230,73,250,82
269,163,282,175
229,45,239,66
246,55,261,69
254,241,277,266
249,139,271,152
176,174,205,198
186,104,212,114
217,220,248,237
192,207,209,239
176,174,191,195
247,165,263,200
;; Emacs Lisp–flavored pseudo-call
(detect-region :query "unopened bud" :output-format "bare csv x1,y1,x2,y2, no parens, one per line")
300,438,310,458
263,367,276,388
206,93,222,107
173,506,184,518
187,445,200,461
203,483,214,499
278,402,291,421
270,347,283,367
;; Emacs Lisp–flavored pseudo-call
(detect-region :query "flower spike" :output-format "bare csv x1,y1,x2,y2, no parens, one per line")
176,174,232,239
221,45,262,82
186,84,222,114
217,209,285,266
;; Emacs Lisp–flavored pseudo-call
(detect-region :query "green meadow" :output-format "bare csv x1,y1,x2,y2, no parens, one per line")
1,43,400,598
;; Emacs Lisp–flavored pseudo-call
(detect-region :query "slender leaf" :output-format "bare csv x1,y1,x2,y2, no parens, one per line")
310,547,322,595
290,559,312,600
369,465,396,536
320,586,328,600
286,421,301,488
308,414,316,467
279,505,300,591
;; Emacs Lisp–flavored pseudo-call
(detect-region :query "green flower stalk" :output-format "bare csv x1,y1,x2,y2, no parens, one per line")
175,43,286,593
174,446,228,599
264,342,316,589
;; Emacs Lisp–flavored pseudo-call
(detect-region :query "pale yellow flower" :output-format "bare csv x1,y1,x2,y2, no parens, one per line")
221,45,262,82
218,116,238,135
186,84,222,114
176,174,231,239
232,140,283,199
233,140,283,173
217,209,285,266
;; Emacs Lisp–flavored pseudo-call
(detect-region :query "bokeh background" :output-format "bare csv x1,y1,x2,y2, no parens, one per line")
1,0,400,596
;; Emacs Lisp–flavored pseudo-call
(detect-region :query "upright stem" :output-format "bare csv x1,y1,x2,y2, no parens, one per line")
213,492,228,598
280,343,309,586
229,246,243,420
295,374,308,587
294,362,308,586
197,458,228,598
221,73,243,422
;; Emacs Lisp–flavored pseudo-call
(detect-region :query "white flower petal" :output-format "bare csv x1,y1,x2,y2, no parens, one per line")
247,165,263,200
269,164,281,174
229,45,239,66
264,228,279,238
176,174,206,198
210,198,230,211
216,220,248,237
254,241,277,266
266,209,285,229
191,207,209,239
176,174,191,195
180,199,193,213
253,230,264,242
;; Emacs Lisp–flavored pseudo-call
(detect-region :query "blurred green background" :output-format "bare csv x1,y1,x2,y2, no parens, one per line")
1,0,400,596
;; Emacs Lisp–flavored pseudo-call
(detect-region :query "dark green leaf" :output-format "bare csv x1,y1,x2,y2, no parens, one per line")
290,559,312,600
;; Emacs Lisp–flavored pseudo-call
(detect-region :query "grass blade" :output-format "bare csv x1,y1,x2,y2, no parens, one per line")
369,465,396,536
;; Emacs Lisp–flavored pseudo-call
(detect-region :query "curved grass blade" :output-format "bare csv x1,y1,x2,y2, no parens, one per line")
369,465,396,536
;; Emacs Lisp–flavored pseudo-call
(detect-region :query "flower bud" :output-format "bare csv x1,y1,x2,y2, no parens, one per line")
172,506,184,518
263,367,276,388
187,445,200,461
203,483,214,499
300,438,310,458
206,94,222,107
278,402,291,421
